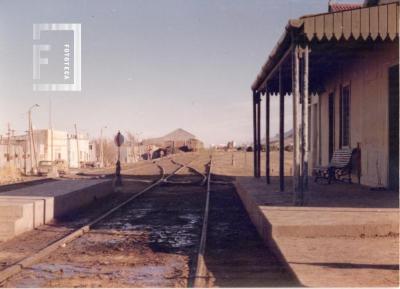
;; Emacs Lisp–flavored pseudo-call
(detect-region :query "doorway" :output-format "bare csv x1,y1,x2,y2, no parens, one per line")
388,65,399,191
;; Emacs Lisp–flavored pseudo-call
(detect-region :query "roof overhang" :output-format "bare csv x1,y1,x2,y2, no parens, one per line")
251,2,399,92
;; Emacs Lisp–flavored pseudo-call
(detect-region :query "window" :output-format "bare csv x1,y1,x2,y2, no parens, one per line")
328,92,335,159
340,85,351,147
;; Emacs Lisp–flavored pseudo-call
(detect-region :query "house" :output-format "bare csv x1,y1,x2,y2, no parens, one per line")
67,132,91,168
32,129,91,169
251,0,399,199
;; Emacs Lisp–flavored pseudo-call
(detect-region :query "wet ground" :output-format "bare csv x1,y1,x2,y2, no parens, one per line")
1,154,206,287
0,152,301,287
202,177,300,287
0,158,172,273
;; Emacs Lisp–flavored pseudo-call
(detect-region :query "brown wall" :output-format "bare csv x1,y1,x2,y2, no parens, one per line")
317,42,398,187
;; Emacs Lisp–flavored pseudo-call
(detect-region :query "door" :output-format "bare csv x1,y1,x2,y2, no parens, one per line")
328,92,335,160
388,65,399,191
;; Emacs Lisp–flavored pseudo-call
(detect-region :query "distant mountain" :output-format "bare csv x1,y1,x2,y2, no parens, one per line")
143,128,198,145
161,128,196,141
261,129,293,143
272,129,293,141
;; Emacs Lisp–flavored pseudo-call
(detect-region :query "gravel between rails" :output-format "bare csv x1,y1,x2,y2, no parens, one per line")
1,154,209,288
0,158,174,274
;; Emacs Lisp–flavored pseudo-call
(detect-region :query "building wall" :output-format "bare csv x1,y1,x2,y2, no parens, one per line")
119,143,138,164
88,142,97,162
30,129,91,169
0,143,26,170
47,130,69,162
318,42,398,187
68,134,90,168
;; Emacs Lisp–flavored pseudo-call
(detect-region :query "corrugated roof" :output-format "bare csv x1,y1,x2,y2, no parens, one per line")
329,3,363,12
251,2,399,91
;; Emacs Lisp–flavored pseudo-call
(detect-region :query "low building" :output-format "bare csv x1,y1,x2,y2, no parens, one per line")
67,132,91,168
251,1,399,194
0,137,26,172
88,141,97,163
0,129,93,171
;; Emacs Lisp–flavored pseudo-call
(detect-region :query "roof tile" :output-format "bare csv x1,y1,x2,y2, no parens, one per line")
329,3,363,12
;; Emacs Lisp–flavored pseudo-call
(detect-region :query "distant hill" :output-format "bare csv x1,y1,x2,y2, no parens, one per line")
261,129,293,143
143,128,198,145
271,129,293,142
161,128,196,141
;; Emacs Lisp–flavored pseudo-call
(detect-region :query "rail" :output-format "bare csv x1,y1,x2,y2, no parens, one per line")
192,154,213,287
0,155,201,283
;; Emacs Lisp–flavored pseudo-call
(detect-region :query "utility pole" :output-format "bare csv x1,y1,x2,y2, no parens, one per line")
28,110,33,171
24,130,28,175
74,124,80,168
100,126,107,168
11,129,16,168
100,128,104,168
49,96,54,162
28,104,39,174
30,115,38,172
6,123,10,163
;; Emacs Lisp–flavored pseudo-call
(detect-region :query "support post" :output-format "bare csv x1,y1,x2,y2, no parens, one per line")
293,45,302,204
256,92,261,178
265,89,270,184
252,90,257,177
303,45,310,194
279,66,285,192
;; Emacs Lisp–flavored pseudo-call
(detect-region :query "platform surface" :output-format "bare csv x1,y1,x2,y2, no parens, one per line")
0,179,108,197
0,178,110,242
234,176,399,287
210,151,399,287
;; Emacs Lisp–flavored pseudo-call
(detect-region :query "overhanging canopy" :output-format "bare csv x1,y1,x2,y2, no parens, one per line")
252,2,399,92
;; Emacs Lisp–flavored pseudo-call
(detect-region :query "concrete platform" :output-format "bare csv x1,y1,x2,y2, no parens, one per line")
0,198,44,228
0,202,34,241
0,196,53,224
234,176,400,287
0,179,110,242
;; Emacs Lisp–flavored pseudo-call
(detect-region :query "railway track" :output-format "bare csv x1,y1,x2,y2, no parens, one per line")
0,153,210,287
191,156,300,287
0,152,298,287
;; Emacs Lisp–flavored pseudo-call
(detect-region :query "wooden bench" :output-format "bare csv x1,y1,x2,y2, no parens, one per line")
313,148,353,184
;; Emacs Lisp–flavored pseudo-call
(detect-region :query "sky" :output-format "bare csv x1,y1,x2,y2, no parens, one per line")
0,0,362,146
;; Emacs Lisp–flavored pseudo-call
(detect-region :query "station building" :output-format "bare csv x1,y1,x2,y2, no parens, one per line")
251,0,399,197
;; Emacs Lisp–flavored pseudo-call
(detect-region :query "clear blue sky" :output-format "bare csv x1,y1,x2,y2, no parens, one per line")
0,0,362,146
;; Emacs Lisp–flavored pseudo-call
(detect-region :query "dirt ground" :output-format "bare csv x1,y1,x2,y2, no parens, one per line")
1,154,207,288
0,158,172,270
203,180,299,287
277,235,399,287
212,151,400,287
1,151,397,287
